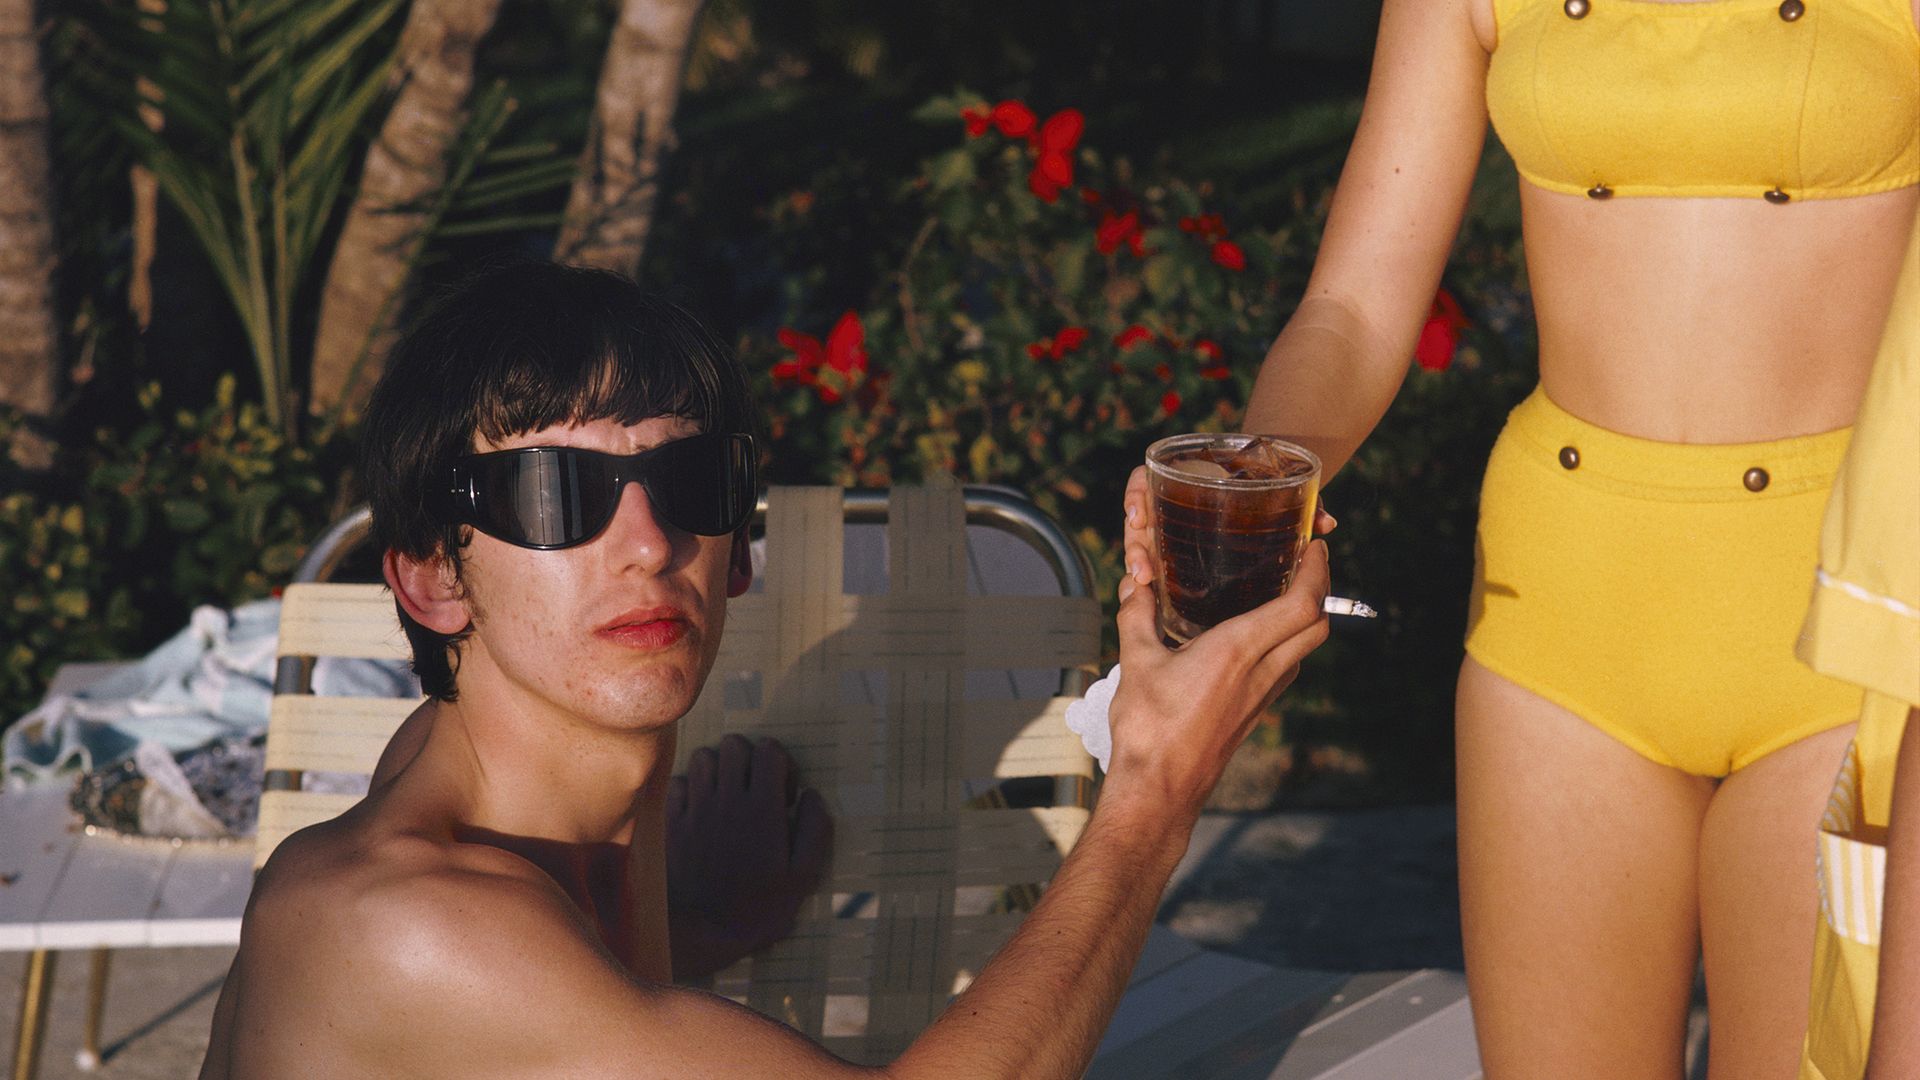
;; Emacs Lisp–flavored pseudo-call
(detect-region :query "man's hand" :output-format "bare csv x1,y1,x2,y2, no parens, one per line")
1111,466,1333,818
666,735,832,980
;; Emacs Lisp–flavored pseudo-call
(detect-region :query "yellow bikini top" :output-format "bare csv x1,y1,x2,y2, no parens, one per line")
1487,0,1920,201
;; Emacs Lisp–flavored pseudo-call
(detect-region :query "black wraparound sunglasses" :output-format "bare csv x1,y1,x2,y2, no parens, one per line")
447,432,757,549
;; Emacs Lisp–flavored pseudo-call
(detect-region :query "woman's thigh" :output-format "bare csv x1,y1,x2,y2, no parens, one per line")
1457,656,1715,1080
1698,721,1854,1080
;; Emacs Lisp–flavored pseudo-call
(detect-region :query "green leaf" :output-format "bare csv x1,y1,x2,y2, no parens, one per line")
161,498,213,532
51,590,90,620
1051,241,1088,297
1143,255,1181,301
260,542,305,576
968,433,996,479
927,149,976,193
911,93,981,125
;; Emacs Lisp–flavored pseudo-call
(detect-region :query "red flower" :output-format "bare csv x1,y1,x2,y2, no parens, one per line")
1114,325,1155,350
1036,108,1083,153
1415,288,1470,372
962,105,991,138
1161,391,1182,415
1080,188,1104,205
1027,326,1090,362
1200,366,1232,381
990,100,1036,139
777,312,866,402
1129,232,1147,258
1027,108,1084,204
1193,339,1223,361
1153,363,1174,382
1211,240,1246,271
775,326,822,385
1095,210,1141,255
1180,214,1227,238
823,310,867,375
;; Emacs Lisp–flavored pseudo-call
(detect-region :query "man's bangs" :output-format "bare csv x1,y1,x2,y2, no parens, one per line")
469,339,733,447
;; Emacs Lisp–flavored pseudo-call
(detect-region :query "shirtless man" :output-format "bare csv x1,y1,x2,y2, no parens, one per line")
200,261,1332,1078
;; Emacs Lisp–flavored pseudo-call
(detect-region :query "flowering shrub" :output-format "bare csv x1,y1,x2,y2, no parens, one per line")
750,92,1329,589
0,377,356,720
745,93,1535,799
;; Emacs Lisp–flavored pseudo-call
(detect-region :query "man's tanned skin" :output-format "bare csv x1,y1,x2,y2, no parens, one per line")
199,265,1332,1078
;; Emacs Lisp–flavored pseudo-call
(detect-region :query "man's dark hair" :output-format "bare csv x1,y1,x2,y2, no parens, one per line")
359,261,757,701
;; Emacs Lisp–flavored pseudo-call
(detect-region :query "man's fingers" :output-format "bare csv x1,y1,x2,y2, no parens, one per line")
1115,565,1164,658
750,737,793,807
1124,466,1150,530
1314,505,1337,535
687,746,718,795
1203,540,1331,660
718,732,753,792
1123,466,1156,584
789,788,832,885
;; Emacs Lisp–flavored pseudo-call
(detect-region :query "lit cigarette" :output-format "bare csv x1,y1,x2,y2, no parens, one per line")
1322,596,1377,618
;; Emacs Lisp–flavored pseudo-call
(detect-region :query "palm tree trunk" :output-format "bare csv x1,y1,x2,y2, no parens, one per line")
0,0,62,456
552,0,708,277
308,0,504,421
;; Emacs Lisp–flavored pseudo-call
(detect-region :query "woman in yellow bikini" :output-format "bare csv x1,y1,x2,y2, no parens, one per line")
1125,0,1919,1074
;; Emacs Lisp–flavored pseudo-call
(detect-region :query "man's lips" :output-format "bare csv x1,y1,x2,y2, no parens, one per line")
595,607,691,650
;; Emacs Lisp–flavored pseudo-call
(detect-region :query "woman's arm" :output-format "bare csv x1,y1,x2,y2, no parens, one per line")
1866,705,1920,1078
1243,0,1495,479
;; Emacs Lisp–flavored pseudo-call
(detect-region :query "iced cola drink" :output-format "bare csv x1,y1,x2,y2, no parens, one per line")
1145,433,1322,646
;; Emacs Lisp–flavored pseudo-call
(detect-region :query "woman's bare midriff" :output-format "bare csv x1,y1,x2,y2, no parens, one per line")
1520,181,1920,444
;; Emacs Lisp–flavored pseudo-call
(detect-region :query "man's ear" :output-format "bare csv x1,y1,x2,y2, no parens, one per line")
383,548,471,634
726,529,754,598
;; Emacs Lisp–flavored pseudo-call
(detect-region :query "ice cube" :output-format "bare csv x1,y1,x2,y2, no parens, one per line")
1223,440,1292,480
1169,456,1231,480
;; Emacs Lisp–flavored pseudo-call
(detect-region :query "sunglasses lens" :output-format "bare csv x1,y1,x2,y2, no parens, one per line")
646,434,756,536
467,448,618,548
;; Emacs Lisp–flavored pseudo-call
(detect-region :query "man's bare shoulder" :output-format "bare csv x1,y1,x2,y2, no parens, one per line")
230,810,635,1075
225,810,855,1077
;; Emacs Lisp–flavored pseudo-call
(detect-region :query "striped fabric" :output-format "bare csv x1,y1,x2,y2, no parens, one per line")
1817,741,1888,948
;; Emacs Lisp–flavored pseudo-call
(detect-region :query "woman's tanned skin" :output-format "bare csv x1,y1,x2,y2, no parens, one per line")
1206,0,1918,1076
198,415,1333,1079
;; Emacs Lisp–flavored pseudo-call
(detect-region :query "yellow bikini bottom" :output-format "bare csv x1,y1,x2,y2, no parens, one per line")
1466,388,1863,778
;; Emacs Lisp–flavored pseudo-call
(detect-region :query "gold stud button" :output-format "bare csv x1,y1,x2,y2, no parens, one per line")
1565,0,1591,17
1559,446,1581,470
1744,467,1770,492
1779,0,1804,20
1587,184,1613,200
1764,187,1791,204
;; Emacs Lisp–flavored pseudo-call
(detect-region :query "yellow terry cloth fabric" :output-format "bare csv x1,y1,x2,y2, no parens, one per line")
1799,209,1920,1080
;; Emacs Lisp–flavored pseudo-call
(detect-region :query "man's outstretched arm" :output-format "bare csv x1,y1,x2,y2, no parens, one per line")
888,540,1331,1077
344,544,1330,1080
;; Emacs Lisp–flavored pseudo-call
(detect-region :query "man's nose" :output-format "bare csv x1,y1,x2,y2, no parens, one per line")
603,480,675,573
